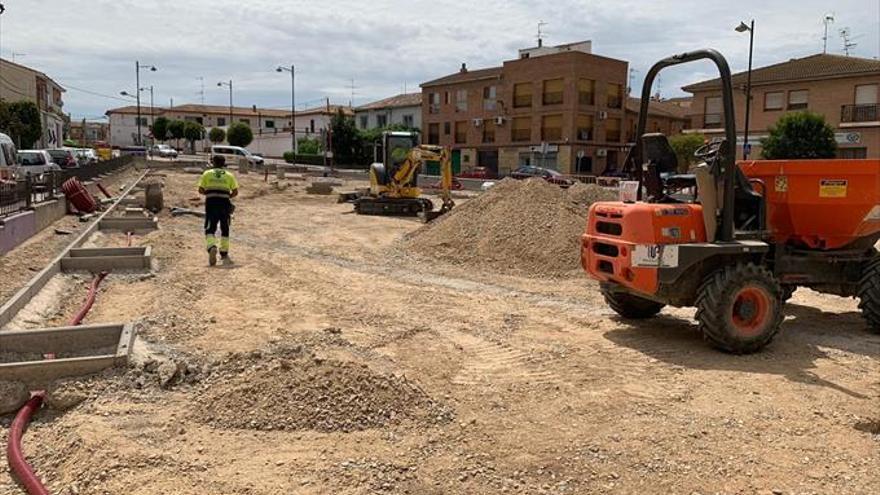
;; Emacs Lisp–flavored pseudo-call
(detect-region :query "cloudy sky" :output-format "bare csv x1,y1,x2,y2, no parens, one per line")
3,0,878,120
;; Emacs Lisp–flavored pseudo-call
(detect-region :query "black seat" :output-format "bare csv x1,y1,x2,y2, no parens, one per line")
642,133,678,174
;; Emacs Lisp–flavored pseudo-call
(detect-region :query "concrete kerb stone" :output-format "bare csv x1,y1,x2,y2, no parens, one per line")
0,169,150,329
98,216,158,233
0,323,135,389
61,246,152,273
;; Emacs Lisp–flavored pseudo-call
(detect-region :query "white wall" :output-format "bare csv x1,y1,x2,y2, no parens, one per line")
355,105,421,130
109,113,146,147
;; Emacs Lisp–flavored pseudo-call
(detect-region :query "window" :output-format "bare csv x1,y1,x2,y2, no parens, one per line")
482,119,495,143
265,120,275,128
855,84,878,105
403,114,414,127
217,117,226,126
240,119,251,126
444,92,450,105
576,114,594,141
543,78,564,105
483,86,497,111
427,123,440,144
444,122,451,135
607,84,623,109
511,116,531,142
606,118,622,142
359,115,368,129
578,79,595,105
429,93,441,114
310,119,315,133
704,96,722,127
788,90,808,110
454,121,467,143
377,114,388,127
541,115,563,141
764,91,784,111
136,117,148,126
455,90,468,112
514,83,532,108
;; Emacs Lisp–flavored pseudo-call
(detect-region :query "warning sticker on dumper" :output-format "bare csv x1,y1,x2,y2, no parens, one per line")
819,179,848,198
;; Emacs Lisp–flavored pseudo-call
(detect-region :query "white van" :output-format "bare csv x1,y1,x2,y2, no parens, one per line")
210,145,264,167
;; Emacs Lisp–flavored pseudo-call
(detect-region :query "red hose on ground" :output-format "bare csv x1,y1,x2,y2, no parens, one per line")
95,182,113,199
69,271,108,326
6,393,49,495
61,178,97,214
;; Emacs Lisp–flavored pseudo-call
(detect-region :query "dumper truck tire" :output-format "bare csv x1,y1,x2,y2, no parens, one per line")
696,263,783,354
601,287,665,319
857,257,880,334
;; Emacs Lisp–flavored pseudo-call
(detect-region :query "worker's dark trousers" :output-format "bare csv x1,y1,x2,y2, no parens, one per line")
204,197,231,255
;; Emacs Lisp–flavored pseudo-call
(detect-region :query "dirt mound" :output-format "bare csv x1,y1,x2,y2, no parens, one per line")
194,347,451,432
405,178,617,277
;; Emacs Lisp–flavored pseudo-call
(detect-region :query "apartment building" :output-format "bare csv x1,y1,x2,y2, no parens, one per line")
420,41,629,176
69,121,110,144
0,58,66,148
106,103,351,153
623,96,690,144
683,53,880,159
355,93,421,130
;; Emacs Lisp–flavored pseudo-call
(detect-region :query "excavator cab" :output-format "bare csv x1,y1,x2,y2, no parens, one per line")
371,132,419,187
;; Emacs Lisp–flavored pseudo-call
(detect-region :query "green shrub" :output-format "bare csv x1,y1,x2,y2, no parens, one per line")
208,127,226,144
227,122,254,147
761,111,836,159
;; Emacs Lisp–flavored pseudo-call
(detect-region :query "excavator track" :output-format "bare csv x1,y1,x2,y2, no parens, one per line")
354,197,434,217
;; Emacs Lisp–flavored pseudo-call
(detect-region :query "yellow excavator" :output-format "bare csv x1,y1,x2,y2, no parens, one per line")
338,131,455,221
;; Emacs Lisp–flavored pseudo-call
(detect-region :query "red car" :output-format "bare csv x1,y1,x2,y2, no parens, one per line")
47,149,79,169
509,166,575,187
457,166,493,179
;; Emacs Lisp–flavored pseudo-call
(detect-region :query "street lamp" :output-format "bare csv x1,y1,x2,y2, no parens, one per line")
736,20,754,160
217,80,233,126
135,61,157,146
276,65,296,154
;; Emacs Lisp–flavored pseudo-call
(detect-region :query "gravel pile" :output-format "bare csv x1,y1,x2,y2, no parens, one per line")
405,178,617,277
194,346,451,433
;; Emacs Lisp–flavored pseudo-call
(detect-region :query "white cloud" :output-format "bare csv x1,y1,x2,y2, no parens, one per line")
2,0,877,118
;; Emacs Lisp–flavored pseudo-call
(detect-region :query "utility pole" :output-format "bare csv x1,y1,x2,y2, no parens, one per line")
217,80,233,125
276,65,296,154
196,77,205,104
134,61,157,146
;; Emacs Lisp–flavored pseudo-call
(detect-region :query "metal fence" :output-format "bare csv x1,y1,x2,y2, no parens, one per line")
0,155,134,219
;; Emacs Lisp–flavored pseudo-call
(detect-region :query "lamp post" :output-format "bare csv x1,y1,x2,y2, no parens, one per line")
217,80,233,126
134,61,157,146
735,20,754,160
276,65,296,154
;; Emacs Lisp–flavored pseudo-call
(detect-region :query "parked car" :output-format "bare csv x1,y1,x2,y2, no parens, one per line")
47,148,79,168
0,132,17,181
15,150,62,183
457,166,494,179
71,148,98,166
150,144,179,158
211,145,264,167
509,166,575,187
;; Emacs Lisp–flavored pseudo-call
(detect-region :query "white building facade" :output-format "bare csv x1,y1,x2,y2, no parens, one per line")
354,93,422,131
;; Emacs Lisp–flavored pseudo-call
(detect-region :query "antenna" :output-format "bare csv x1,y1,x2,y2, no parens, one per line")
628,67,639,96
537,20,547,47
196,76,205,104
839,27,857,56
347,78,358,108
822,13,835,53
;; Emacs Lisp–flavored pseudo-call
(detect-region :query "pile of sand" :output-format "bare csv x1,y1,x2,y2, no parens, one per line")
405,178,617,277
194,347,450,433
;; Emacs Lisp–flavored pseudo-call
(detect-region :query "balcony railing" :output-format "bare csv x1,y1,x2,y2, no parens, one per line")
691,113,724,129
841,104,879,123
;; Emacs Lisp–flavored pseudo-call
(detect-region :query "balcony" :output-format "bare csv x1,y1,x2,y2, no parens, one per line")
841,104,879,123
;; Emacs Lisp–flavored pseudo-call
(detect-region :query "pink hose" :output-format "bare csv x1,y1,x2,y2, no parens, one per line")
69,271,108,326
6,394,49,495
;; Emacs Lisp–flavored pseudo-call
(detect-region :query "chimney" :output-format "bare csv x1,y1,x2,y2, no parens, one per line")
460,63,468,73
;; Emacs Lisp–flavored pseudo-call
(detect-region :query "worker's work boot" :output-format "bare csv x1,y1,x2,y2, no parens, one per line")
221,253,234,266
208,246,218,267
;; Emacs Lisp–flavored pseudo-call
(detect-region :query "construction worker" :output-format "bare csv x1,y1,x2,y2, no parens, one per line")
198,155,239,266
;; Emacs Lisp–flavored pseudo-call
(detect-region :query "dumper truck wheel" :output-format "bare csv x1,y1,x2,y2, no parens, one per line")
695,263,783,354
857,257,880,334
601,287,665,319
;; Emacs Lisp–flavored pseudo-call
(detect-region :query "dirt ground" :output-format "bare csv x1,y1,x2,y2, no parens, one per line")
0,169,877,495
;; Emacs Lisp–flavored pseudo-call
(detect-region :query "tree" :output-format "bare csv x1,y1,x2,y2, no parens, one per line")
669,133,706,172
329,108,362,165
761,111,837,160
0,100,42,148
168,120,185,149
152,117,170,142
226,122,253,147
209,127,226,144
183,121,205,153
297,136,321,155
